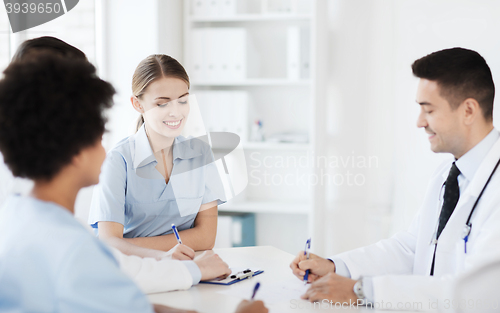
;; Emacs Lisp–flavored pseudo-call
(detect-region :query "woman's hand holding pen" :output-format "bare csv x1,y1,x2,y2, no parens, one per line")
162,224,195,260
168,223,230,280
161,244,196,261
290,251,336,283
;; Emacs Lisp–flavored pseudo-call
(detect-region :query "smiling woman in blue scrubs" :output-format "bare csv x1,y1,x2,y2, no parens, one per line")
88,55,225,256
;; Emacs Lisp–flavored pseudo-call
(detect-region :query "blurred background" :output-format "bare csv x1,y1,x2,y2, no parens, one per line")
1,0,500,256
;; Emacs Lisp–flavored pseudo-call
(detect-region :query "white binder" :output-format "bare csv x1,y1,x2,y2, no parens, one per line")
287,26,300,80
191,28,206,81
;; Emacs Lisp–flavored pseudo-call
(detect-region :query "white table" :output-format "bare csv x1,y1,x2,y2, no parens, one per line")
148,246,418,313
148,246,361,312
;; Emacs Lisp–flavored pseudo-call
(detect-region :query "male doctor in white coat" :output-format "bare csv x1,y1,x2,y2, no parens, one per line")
291,47,500,310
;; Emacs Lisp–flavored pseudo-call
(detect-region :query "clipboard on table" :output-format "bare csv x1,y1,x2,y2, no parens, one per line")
199,267,264,285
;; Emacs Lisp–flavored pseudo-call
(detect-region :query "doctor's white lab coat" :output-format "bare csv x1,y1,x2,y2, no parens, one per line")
334,135,500,309
112,248,195,294
77,220,196,294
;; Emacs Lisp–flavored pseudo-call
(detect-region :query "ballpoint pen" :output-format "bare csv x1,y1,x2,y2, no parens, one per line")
251,282,260,300
171,223,182,244
303,238,311,285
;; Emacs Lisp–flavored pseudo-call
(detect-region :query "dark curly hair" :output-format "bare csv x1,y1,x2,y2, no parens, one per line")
0,54,115,181
11,36,87,62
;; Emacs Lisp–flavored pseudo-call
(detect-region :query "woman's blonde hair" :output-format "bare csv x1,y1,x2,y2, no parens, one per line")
132,54,190,132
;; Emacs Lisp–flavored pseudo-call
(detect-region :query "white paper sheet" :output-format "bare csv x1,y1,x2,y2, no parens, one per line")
217,278,310,305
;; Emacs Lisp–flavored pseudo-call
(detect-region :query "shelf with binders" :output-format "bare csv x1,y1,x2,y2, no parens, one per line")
185,0,323,253
218,147,314,210
209,144,313,217
186,22,311,84
194,86,312,152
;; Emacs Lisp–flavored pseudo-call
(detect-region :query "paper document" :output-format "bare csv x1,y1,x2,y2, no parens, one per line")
218,278,309,305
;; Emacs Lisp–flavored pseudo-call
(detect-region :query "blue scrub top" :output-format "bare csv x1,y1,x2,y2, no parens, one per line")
88,125,226,238
0,195,153,313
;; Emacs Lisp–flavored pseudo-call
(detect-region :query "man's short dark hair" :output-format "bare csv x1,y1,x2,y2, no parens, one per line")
11,36,87,62
0,54,115,181
412,47,495,121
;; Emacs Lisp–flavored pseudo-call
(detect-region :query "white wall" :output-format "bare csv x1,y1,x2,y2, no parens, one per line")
390,0,500,234
100,0,159,149
320,0,397,256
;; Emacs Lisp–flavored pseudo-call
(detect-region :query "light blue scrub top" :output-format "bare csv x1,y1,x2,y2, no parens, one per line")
88,125,226,238
0,195,153,313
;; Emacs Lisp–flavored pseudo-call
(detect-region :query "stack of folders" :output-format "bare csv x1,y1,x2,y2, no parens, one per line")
287,26,310,80
191,0,237,17
196,90,248,145
190,28,247,82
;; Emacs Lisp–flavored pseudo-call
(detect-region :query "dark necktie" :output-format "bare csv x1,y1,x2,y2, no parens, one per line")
436,162,461,239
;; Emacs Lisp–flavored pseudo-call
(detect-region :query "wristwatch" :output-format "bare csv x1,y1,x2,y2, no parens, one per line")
353,278,366,300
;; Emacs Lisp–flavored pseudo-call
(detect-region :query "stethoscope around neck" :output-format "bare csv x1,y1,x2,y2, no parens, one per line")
459,158,500,253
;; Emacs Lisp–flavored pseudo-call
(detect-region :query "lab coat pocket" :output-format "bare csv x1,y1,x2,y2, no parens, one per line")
435,239,458,275
175,196,203,217
455,239,467,272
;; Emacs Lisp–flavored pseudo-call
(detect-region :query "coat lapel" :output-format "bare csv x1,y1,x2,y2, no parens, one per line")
434,137,500,274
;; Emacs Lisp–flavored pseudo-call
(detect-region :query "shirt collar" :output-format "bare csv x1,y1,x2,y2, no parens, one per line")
132,125,202,169
173,136,203,161
132,125,155,169
453,128,500,182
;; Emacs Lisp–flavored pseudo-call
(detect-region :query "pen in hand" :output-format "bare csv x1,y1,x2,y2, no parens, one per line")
303,238,311,285
171,224,182,245
251,282,260,300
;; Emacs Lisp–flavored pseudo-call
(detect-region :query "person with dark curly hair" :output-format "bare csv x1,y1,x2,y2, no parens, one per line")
0,54,161,311
0,36,87,205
